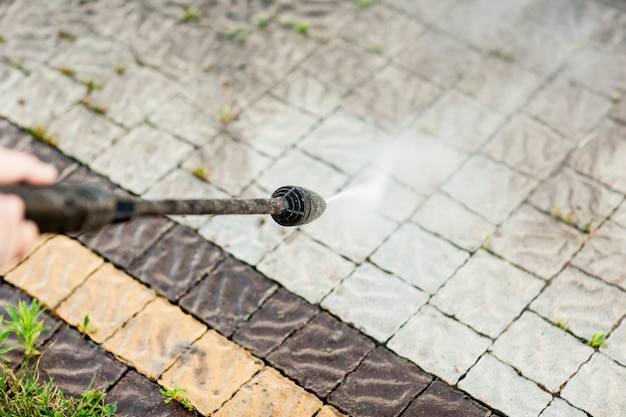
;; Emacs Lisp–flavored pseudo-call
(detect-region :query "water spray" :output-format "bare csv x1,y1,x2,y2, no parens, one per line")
0,184,326,234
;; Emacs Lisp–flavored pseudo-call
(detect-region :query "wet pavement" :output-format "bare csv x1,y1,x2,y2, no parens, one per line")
1,0,626,416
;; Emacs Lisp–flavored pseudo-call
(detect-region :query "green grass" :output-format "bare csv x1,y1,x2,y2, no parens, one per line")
356,0,374,9
182,9,202,22
282,21,309,35
4,300,49,359
59,66,76,78
192,166,209,181
226,27,251,41
588,331,608,348
26,126,58,147
78,315,97,335
160,386,193,410
81,99,108,115
57,29,76,41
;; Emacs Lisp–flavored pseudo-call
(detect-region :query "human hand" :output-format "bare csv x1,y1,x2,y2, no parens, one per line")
0,148,58,270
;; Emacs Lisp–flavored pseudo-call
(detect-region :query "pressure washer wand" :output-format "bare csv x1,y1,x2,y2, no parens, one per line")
0,184,326,234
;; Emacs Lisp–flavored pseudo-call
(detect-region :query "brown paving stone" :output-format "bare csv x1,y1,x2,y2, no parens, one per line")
329,347,432,417
103,297,207,380
107,370,198,417
159,330,264,416
4,235,104,308
267,312,375,398
232,287,319,358
56,263,156,343
214,367,322,417
36,326,126,397
128,224,225,301
179,256,277,337
20,139,78,181
316,405,349,417
401,379,490,417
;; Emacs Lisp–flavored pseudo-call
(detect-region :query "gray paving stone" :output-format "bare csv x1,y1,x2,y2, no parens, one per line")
270,68,342,117
343,65,441,132
562,44,626,97
442,155,538,224
273,0,354,42
603,318,626,367
371,223,469,294
257,232,355,304
431,251,544,338
375,128,468,195
568,119,626,193
561,353,626,417
490,311,593,392
572,220,626,291
483,114,572,180
457,56,543,116
226,95,318,157
384,0,458,23
413,192,496,252
489,205,584,279
321,263,427,343
0,67,86,128
538,398,587,417
149,94,220,147
192,0,277,33
610,200,626,229
91,125,193,195
394,30,482,90
388,305,491,384
530,267,626,340
526,78,612,142
47,104,126,163
530,168,623,232
610,95,626,124
182,134,272,196
298,109,391,175
459,353,552,417
416,90,504,152
0,62,23,94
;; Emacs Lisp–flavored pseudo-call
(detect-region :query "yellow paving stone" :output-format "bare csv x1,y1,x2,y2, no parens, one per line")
316,405,349,417
159,330,264,416
214,367,323,417
0,234,53,276
103,297,206,380
4,235,103,308
56,262,157,343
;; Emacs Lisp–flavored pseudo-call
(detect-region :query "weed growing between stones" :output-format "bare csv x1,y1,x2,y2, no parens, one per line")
160,385,194,410
26,126,57,147
588,331,608,349
182,9,201,22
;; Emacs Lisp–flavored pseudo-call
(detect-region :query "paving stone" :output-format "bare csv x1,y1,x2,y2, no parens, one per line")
413,193,496,252
257,232,355,304
329,347,431,417
612,98,626,127
273,1,354,43
270,68,342,117
143,168,230,229
257,149,348,199
457,56,543,116
198,184,295,266
459,353,552,417
300,39,386,95
91,125,193,195
103,297,207,380
38,326,126,397
322,263,428,342
442,155,538,224
371,222,469,294
431,251,544,338
0,118,32,150
388,305,491,384
538,398,587,417
603,318,626,367
180,256,277,336
19,139,78,181
561,353,626,417
0,62,23,94
226,95,318,157
214,367,322,417
232,288,319,358
4,236,103,309
299,109,391,175
0,234,51,277
612,200,626,229
416,90,503,152
375,128,468,195
191,0,277,33
159,330,263,415
267,312,375,398
129,225,225,301
490,311,594,392
568,119,626,193
401,379,491,417
181,134,272,196
87,65,181,128
0,67,86,128
384,0,457,22
316,405,348,417
343,65,441,131
149,94,220,147
47,104,126,163
483,114,572,180
530,168,623,232
530,267,626,340
562,44,626,97
56,263,156,343
526,78,612,142
107,370,197,417
572,220,626,291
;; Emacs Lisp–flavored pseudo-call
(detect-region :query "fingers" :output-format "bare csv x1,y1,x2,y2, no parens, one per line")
0,195,26,270
0,148,58,186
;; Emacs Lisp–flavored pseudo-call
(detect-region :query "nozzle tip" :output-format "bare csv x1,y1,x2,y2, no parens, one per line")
271,186,326,226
